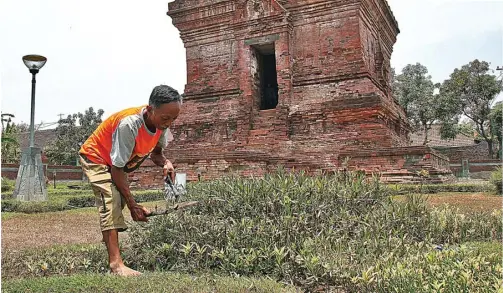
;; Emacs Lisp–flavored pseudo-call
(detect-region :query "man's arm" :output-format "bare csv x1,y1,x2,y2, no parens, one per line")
152,129,176,181
111,166,149,221
150,146,167,167
151,146,175,182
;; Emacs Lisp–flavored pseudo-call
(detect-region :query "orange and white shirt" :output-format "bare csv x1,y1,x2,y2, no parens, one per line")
79,106,173,172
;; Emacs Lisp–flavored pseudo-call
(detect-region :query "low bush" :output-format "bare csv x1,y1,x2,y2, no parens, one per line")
489,167,502,195
1,244,108,279
1,177,15,192
1,190,164,213
123,170,501,291
2,192,14,200
362,243,502,292
389,183,493,194
3,171,500,292
1,199,69,213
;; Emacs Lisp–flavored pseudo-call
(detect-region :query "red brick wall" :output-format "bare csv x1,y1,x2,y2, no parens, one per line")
130,146,453,189
434,141,491,163
133,0,451,186
1,163,25,180
1,164,82,181
338,146,453,184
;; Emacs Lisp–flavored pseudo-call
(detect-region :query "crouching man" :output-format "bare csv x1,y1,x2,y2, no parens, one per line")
79,85,182,276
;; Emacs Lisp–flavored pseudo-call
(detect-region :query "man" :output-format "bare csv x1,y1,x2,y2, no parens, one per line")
79,85,182,276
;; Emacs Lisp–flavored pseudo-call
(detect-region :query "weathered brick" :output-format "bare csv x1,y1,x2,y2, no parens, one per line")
129,0,453,188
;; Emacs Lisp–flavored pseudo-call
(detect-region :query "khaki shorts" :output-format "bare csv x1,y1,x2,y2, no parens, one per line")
79,155,128,232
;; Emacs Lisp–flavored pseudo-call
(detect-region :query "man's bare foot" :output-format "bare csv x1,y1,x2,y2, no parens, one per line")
110,263,142,276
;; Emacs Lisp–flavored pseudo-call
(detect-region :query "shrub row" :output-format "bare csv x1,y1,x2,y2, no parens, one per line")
1,190,164,214
490,167,502,195
389,183,493,194
1,177,15,192
122,171,501,292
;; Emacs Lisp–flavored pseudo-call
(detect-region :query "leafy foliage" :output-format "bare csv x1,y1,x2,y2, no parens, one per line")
123,170,501,291
44,107,104,165
1,189,163,213
490,167,502,195
489,101,502,158
2,171,501,292
440,60,503,158
394,63,451,145
1,177,15,192
1,113,21,163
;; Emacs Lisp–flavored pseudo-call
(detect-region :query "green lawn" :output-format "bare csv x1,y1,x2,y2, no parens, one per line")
1,272,296,293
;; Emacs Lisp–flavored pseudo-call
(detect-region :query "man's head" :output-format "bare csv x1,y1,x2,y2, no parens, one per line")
146,85,183,130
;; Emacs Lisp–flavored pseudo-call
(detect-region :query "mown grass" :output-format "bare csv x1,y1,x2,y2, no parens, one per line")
1,272,296,293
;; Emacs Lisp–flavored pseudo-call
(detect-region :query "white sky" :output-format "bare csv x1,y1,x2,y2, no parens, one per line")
0,0,502,127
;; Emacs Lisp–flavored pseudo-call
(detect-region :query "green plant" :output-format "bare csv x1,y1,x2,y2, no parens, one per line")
1,244,108,279
1,190,164,213
357,243,503,292
3,170,500,292
489,167,502,195
1,272,295,293
388,183,492,194
1,177,15,192
122,170,501,291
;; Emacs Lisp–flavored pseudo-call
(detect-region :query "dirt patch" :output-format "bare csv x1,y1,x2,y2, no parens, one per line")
1,210,102,252
1,201,166,252
426,193,502,213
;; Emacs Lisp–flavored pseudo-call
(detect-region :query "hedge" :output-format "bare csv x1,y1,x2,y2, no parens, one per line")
388,183,493,194
1,190,164,214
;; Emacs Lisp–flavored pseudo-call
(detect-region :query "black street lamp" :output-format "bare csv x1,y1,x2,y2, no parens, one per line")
13,54,48,201
22,54,47,147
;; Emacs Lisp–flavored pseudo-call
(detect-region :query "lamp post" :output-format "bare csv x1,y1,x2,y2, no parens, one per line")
13,55,48,201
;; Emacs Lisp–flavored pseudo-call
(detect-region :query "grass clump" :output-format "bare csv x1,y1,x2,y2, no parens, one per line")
1,177,15,192
490,166,502,195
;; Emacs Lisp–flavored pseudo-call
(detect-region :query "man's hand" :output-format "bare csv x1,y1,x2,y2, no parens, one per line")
128,202,151,222
163,159,175,182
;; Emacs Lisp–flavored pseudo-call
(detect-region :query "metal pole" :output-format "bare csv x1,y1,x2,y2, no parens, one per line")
29,71,37,148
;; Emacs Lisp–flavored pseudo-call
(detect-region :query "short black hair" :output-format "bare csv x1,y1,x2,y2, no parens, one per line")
149,85,183,108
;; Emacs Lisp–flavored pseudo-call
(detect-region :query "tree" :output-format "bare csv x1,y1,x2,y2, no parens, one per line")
440,60,503,158
390,67,399,100
489,101,502,158
45,107,104,165
395,63,446,145
1,113,21,163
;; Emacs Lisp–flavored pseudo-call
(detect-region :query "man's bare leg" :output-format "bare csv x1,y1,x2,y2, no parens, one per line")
102,229,141,276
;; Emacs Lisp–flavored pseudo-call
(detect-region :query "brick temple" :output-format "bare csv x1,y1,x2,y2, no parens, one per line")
131,0,453,188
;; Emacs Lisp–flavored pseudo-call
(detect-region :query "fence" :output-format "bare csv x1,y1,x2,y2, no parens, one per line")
450,159,501,179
